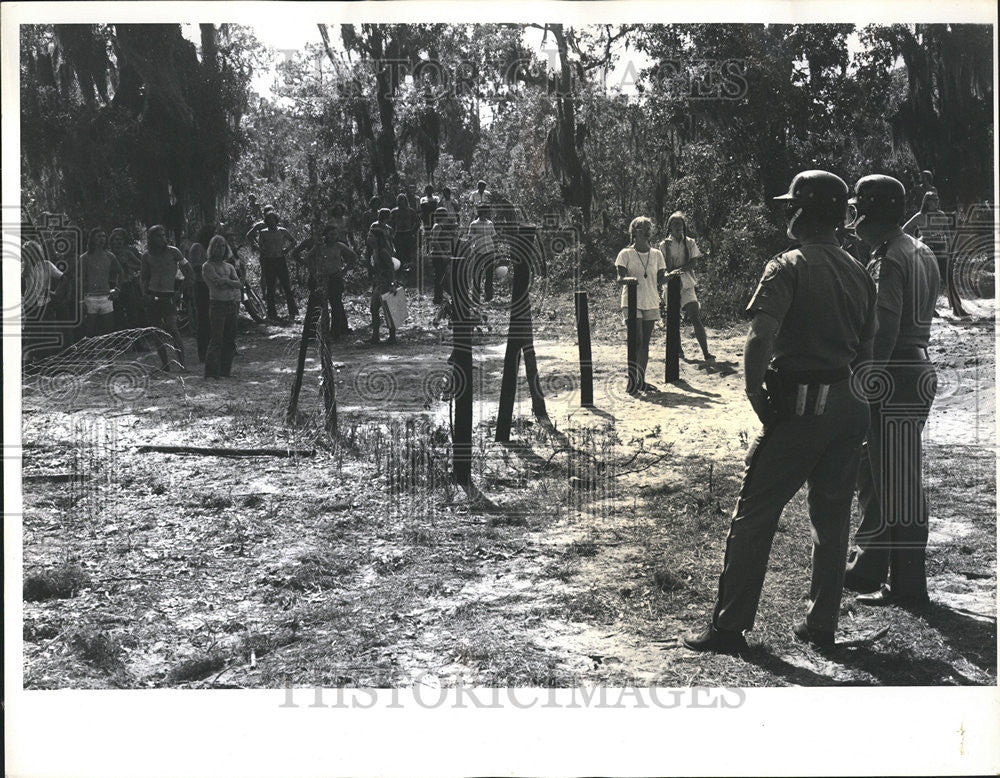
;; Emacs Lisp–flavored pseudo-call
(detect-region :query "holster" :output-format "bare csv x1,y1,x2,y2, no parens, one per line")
764,368,842,417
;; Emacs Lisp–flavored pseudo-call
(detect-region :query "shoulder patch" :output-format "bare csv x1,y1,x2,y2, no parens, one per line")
759,256,785,284
867,258,881,285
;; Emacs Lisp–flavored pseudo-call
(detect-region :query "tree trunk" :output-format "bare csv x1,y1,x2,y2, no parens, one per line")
550,25,593,230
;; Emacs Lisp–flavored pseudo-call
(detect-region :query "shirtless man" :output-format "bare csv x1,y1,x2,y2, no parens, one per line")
140,224,190,369
80,227,122,338
248,210,298,322
366,209,398,345
293,224,357,340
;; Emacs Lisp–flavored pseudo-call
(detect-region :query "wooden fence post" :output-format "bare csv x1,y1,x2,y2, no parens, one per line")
665,273,681,382
575,290,594,407
625,277,638,394
451,249,473,486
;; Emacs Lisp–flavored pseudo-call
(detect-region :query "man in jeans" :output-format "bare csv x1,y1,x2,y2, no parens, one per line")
140,224,191,370
684,171,877,654
845,175,940,608
248,211,298,322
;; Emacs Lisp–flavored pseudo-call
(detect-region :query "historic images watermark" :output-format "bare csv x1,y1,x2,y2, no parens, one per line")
275,50,750,102
278,678,747,710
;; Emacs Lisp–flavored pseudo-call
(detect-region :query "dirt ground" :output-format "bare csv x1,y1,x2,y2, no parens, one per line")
20,282,997,688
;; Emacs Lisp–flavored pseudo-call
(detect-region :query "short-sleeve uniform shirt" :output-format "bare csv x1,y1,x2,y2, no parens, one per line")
616,247,666,310
867,229,939,351
746,237,876,373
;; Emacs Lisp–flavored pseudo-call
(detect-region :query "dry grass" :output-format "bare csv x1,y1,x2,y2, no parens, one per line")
20,294,996,689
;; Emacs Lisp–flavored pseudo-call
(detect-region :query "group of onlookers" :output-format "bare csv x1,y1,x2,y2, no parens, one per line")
22,220,246,379
21,178,507,375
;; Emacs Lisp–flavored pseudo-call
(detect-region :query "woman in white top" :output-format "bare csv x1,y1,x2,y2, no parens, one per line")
616,216,666,394
658,212,714,362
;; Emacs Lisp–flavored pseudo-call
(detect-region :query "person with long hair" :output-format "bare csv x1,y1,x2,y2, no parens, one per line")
109,228,145,333
616,216,666,395
366,208,398,345
659,212,715,362
22,239,63,322
79,227,123,338
389,192,420,284
903,191,968,317
21,239,64,364
328,202,352,247
201,235,243,378
141,224,191,370
188,223,219,361
428,206,459,306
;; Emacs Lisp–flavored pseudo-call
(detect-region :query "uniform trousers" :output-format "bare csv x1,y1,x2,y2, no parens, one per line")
713,378,869,632
847,358,936,597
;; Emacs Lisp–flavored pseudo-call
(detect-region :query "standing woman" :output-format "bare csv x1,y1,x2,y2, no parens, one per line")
659,212,715,362
903,191,968,317
189,223,218,362
615,217,666,395
201,235,243,378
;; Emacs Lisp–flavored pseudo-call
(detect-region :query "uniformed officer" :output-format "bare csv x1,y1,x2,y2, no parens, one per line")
684,170,877,654
844,175,939,608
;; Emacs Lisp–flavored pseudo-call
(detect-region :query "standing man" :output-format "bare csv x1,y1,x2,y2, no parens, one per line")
389,193,420,284
844,175,940,608
419,185,440,229
248,210,298,322
909,169,938,214
440,187,460,223
366,208,398,345
293,224,358,341
109,228,145,334
141,224,191,370
684,171,876,653
79,227,122,338
468,204,499,305
470,179,491,219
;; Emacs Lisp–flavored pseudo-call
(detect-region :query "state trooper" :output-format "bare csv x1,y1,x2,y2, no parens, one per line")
844,175,939,608
685,170,877,654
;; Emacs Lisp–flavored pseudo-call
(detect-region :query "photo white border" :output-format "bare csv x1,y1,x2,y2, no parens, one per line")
3,2,998,776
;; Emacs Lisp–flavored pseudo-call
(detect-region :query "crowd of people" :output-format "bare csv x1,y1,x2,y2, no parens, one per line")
19,161,982,656
20,179,509,374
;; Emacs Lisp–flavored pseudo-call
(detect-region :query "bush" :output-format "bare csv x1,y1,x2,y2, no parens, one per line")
23,564,90,601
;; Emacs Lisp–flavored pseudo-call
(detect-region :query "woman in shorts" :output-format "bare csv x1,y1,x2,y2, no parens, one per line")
615,216,666,394
659,211,714,362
